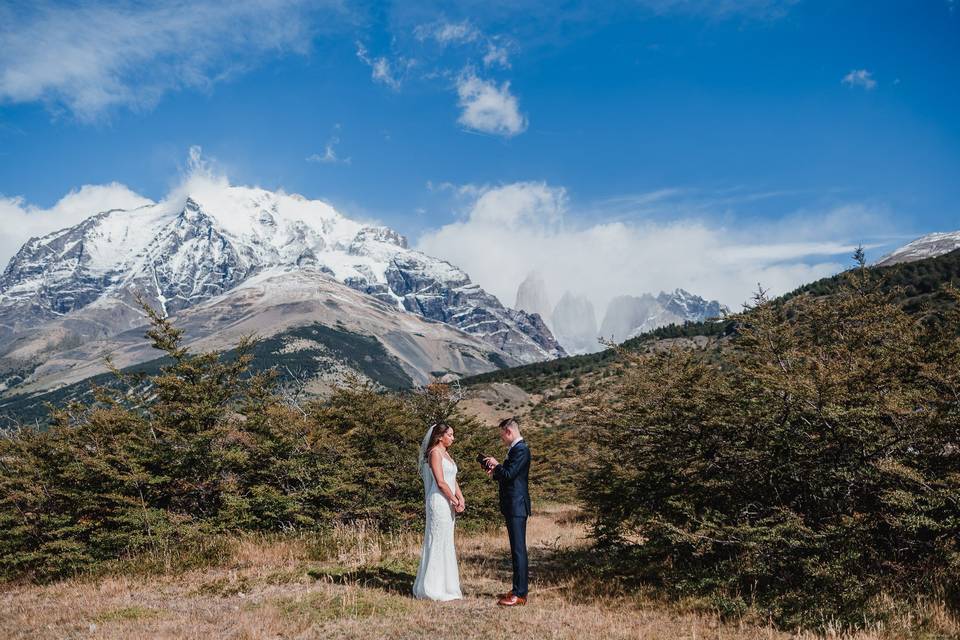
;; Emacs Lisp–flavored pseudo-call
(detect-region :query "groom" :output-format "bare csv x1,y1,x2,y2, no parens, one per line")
483,416,531,607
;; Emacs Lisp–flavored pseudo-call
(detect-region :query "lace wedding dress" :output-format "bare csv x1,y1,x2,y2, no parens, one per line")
412,454,463,601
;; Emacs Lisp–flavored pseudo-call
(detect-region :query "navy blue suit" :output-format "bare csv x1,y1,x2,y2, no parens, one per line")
492,439,531,597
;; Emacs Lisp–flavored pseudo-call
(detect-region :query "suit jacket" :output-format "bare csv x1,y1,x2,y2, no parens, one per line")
493,440,531,517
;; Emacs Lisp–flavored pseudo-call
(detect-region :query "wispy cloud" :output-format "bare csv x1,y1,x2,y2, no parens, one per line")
414,19,512,68
842,69,877,90
415,20,481,45
417,182,898,313
355,41,413,91
306,125,351,165
482,42,512,69
0,1,343,121
455,70,527,137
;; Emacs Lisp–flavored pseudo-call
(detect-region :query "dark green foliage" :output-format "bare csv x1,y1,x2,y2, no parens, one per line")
277,324,413,390
463,348,620,393
0,322,413,429
785,248,960,310
580,272,960,629
0,302,497,582
303,381,499,530
528,424,582,504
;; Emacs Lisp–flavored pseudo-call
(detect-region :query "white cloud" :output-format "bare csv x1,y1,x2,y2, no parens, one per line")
415,20,481,45
842,69,877,90
0,145,242,269
355,41,412,90
416,182,891,314
306,138,350,164
0,183,153,268
483,43,512,69
0,1,338,121
306,126,351,165
455,71,527,137
414,19,511,68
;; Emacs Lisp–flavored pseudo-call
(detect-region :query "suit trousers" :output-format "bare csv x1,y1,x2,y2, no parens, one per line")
505,515,528,597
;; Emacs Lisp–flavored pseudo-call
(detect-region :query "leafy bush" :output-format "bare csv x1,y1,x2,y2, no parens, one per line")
0,303,498,582
579,270,960,629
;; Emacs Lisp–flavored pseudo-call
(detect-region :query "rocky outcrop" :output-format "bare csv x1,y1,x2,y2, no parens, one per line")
657,288,728,323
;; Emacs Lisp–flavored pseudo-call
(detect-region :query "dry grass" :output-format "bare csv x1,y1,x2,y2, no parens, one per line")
0,505,954,640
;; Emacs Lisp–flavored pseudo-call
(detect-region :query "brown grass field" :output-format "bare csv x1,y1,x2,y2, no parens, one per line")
0,504,955,639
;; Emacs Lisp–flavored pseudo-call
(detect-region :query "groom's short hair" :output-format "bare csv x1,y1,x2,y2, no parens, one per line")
498,416,519,431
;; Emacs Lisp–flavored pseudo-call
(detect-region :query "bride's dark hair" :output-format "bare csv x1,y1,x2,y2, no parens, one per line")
425,423,453,458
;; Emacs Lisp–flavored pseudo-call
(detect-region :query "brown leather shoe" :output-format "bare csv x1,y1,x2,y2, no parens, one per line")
497,593,527,606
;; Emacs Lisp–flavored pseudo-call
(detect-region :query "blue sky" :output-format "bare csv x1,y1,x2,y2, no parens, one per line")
1,1,958,310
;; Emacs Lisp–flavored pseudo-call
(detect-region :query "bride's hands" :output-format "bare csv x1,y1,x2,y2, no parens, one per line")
454,499,465,514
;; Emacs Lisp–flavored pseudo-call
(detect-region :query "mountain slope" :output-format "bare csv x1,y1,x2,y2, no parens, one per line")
0,267,523,425
875,231,960,266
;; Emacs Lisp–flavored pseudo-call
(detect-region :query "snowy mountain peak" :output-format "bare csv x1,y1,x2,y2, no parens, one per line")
875,231,960,267
0,184,563,363
595,288,728,345
657,288,729,322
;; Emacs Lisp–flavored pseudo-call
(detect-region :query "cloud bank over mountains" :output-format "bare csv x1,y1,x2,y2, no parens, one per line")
416,182,892,313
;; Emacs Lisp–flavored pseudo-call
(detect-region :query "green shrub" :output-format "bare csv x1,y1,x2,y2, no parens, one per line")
579,272,960,629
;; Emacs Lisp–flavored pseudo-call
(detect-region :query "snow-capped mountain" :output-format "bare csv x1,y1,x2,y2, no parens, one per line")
656,289,728,324
875,231,960,267
599,289,728,343
1,267,519,402
600,294,681,343
0,183,563,365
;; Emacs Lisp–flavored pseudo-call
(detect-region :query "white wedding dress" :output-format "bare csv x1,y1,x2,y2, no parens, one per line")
412,454,463,601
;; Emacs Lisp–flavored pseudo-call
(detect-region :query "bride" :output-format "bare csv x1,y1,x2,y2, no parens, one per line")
412,423,464,601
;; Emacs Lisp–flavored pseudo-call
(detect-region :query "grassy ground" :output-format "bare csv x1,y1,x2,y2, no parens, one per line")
0,505,954,639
